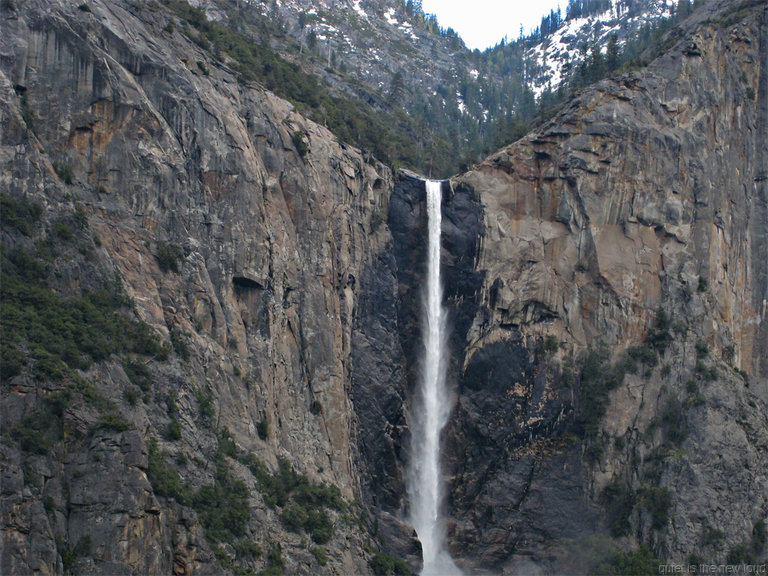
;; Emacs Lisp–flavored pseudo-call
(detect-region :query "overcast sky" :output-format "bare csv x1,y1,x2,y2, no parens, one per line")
420,0,570,51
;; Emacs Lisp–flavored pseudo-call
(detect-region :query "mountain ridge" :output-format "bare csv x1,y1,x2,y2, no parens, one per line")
173,0,703,177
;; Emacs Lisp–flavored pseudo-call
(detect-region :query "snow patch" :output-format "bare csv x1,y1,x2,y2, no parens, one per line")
457,91,466,114
526,0,678,98
352,0,367,19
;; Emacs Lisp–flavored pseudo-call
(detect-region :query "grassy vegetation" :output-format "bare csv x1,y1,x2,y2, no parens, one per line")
147,439,190,500
576,347,623,439
190,457,251,542
163,418,182,440
122,359,153,392
1,194,178,460
258,457,342,510
259,543,285,576
242,454,344,544
535,334,560,359
91,413,133,434
596,543,659,575
234,539,262,559
659,397,688,447
11,391,70,455
146,423,348,570
291,131,309,159
727,543,756,565
575,310,673,442
256,417,269,440
367,545,412,576
638,487,671,530
310,545,328,566
602,480,635,537
53,162,74,185
280,501,333,544
148,439,250,544
1,245,169,384
169,328,190,360
195,387,215,424
0,193,42,235
0,195,172,391
61,534,92,574
722,519,768,565
754,519,767,552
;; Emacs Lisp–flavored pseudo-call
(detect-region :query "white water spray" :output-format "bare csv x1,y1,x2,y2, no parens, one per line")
407,180,461,576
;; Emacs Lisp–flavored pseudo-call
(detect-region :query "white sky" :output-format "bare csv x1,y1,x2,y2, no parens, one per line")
420,0,570,51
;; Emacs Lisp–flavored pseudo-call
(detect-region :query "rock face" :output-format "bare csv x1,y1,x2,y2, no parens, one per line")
1,0,768,574
436,0,768,572
1,0,402,573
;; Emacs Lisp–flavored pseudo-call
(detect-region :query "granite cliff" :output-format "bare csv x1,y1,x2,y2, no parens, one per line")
368,0,768,572
1,0,400,573
1,0,767,574
446,0,768,571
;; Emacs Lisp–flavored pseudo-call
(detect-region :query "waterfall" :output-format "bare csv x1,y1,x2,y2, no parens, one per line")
407,180,461,576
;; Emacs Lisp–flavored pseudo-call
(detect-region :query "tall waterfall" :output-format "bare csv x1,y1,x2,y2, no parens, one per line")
407,180,461,576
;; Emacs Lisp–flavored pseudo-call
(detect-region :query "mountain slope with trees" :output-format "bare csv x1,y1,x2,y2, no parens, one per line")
173,0,708,177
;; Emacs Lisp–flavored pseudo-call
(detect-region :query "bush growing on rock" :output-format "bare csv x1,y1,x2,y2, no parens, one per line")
155,242,184,273
639,486,671,530
596,544,658,576
0,192,42,235
602,480,635,537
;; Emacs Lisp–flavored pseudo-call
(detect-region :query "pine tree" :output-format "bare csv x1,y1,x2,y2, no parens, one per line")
389,70,406,106
606,32,619,71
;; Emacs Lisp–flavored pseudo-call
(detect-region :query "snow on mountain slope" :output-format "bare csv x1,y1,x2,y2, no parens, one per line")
527,0,679,96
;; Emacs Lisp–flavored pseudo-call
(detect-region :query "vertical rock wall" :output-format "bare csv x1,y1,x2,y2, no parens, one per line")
442,1,768,572
0,0,401,573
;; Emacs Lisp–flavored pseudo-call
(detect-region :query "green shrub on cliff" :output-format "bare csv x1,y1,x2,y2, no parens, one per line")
122,359,153,392
602,480,635,537
310,546,327,566
639,486,671,530
190,458,251,542
596,544,659,575
367,547,411,576
576,348,623,438
280,502,333,544
0,193,42,235
156,242,184,273
53,162,73,185
147,439,189,501
237,453,344,544
1,245,169,386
